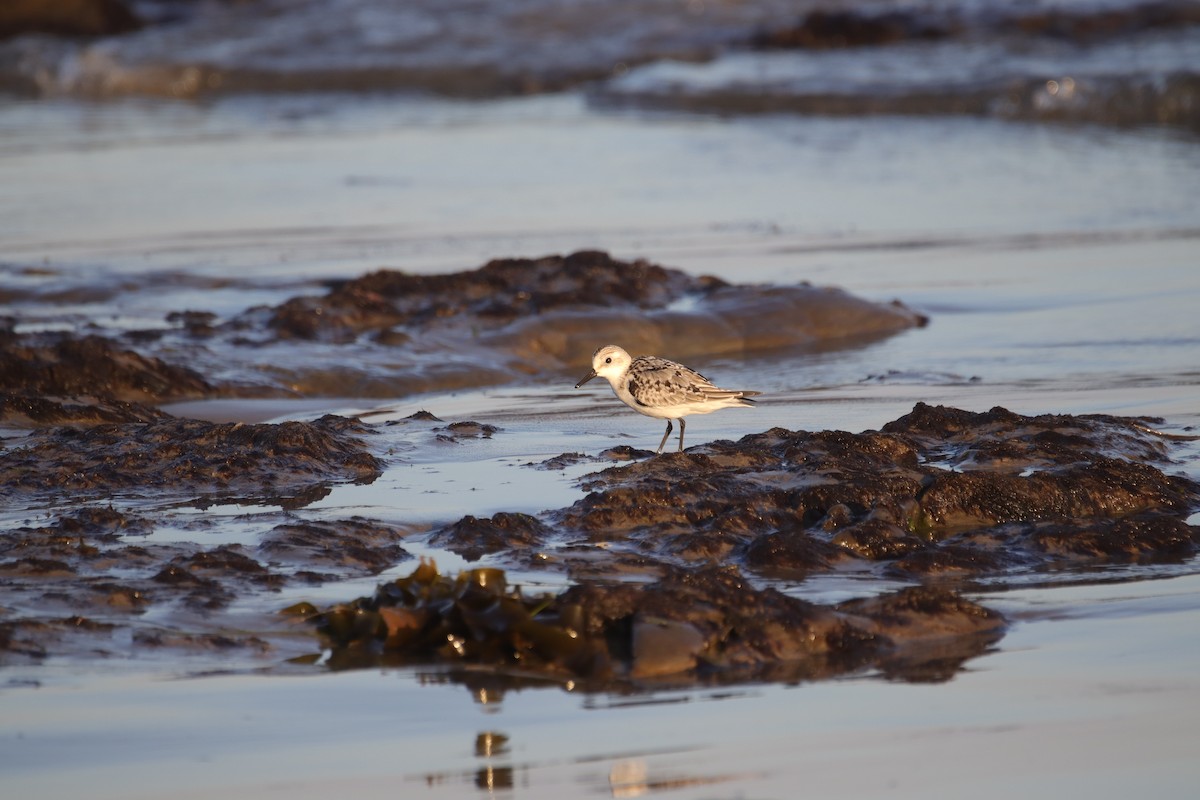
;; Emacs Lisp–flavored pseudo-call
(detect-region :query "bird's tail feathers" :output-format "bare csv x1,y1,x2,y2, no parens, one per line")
704,389,761,406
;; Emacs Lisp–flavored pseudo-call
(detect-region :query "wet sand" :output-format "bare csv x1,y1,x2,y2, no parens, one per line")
3,54,1200,800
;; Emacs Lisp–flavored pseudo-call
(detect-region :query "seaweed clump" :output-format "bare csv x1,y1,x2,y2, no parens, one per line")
308,560,608,677
304,561,1005,686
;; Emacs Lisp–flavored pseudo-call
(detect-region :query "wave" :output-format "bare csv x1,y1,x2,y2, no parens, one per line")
1,0,1197,130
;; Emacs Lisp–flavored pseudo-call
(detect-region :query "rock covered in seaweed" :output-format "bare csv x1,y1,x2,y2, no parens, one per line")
0,393,170,426
477,403,1200,580
0,331,213,405
265,250,697,341
0,414,382,501
258,250,926,370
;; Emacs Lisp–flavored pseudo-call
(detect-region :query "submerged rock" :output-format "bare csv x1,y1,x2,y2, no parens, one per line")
430,513,550,562
258,518,411,578
0,507,289,665
1,254,925,404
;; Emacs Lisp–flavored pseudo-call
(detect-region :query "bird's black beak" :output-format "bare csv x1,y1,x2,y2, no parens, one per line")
575,369,597,389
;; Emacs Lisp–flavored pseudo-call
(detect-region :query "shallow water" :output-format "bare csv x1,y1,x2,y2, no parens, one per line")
4,93,1198,400
3,2,1200,797
3,573,1199,800
5,95,1199,278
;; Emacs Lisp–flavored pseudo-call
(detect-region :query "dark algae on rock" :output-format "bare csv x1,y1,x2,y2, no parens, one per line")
535,403,1200,581
0,331,213,404
267,250,697,340
0,414,382,501
0,0,142,41
751,2,1200,51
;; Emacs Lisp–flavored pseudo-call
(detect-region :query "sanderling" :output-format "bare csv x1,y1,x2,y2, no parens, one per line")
575,344,761,454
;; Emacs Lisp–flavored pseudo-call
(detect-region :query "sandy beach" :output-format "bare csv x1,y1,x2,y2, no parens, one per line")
3,2,1200,797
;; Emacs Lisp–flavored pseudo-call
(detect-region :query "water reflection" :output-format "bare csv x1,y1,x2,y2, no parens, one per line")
475,731,510,758
474,765,514,792
607,756,750,798
609,759,649,798
474,731,514,794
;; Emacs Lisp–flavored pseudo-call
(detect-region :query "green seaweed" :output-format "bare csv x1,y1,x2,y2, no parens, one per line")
309,560,607,677
299,561,1008,685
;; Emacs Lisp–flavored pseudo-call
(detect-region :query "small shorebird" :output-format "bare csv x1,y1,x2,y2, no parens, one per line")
575,344,761,454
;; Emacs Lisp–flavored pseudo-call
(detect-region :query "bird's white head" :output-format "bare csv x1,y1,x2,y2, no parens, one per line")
575,344,632,388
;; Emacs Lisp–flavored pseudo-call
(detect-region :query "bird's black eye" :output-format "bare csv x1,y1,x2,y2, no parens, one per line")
605,357,612,364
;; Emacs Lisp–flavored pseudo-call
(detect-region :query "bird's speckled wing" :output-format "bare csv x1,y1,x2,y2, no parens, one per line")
626,355,750,407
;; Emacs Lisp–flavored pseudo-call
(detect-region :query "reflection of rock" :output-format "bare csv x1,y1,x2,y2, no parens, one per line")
560,567,1005,683
434,421,499,441
0,0,141,40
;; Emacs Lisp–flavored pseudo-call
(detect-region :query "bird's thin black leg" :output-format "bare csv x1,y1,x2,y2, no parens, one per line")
678,418,686,452
656,420,673,455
